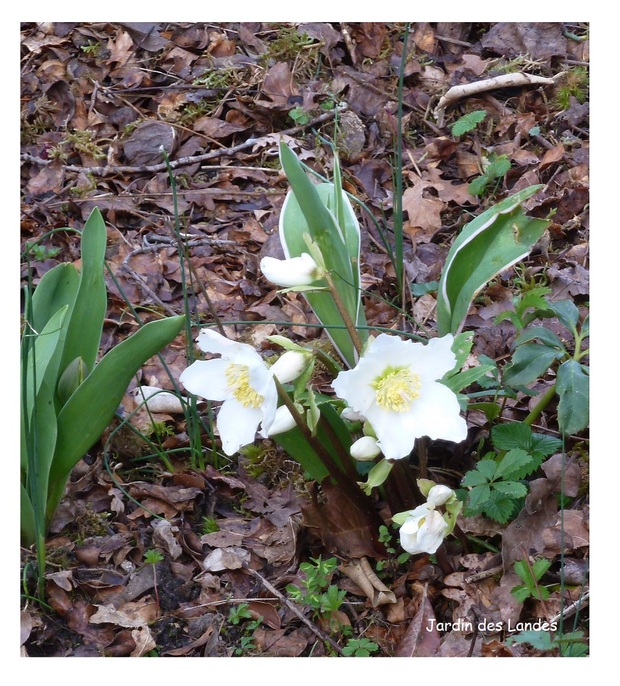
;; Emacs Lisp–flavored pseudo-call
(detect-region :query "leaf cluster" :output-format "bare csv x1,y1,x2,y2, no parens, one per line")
461,422,562,523
286,556,345,616
468,154,512,197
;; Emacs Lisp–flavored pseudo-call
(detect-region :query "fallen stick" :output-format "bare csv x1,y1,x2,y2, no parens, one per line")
434,72,564,126
20,106,344,177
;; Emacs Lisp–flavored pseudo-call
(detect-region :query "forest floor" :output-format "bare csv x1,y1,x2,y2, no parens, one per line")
20,22,589,658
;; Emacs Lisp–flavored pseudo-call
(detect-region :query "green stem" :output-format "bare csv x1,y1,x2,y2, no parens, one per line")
523,383,557,426
324,272,364,357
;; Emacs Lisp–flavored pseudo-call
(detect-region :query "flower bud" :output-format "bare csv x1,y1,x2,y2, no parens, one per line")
266,405,297,436
270,351,308,384
350,436,381,461
260,253,323,288
426,484,455,507
399,506,449,555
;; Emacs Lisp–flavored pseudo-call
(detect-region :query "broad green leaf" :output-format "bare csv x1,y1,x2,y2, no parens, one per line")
437,185,549,336
279,143,367,367
556,359,589,435
30,263,79,334
442,363,496,393
474,458,498,481
495,448,534,481
513,326,566,351
503,343,564,386
58,207,108,379
547,299,580,334
530,433,563,458
46,315,185,520
462,469,489,487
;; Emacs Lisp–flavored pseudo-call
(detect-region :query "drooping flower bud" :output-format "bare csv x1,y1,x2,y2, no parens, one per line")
350,436,381,461
260,253,323,288
270,350,309,384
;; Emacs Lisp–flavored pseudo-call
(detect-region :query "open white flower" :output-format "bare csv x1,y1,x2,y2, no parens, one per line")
399,505,449,555
260,252,323,288
179,329,280,456
332,333,467,460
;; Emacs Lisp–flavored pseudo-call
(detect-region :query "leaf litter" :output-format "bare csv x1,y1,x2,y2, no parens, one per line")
20,22,589,658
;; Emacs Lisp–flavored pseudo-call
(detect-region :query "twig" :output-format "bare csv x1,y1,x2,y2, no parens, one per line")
243,564,344,656
434,72,564,126
20,107,344,177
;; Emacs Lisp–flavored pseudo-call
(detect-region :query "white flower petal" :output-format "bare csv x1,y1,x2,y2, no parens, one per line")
400,509,448,555
196,328,253,358
265,405,297,436
179,359,232,401
216,400,263,455
260,253,321,288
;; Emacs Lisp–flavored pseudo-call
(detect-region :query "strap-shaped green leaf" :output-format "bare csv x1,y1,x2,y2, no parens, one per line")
30,262,79,334
437,186,549,336
46,314,185,521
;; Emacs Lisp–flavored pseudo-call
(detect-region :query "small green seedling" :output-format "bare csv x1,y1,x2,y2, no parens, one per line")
511,557,552,602
342,637,380,657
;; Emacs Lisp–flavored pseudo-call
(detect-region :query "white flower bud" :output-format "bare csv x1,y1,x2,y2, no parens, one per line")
270,350,308,384
426,484,455,508
260,253,323,288
399,506,449,555
266,405,297,436
350,436,381,461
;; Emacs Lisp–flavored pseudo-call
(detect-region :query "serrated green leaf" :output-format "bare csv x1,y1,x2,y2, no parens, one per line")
451,109,487,137
532,557,552,579
491,421,532,451
511,585,534,603
486,155,511,179
467,484,492,510
495,448,534,480
556,359,589,435
468,175,489,197
503,343,564,386
493,480,528,498
462,469,490,487
530,432,563,458
482,491,519,523
476,459,498,481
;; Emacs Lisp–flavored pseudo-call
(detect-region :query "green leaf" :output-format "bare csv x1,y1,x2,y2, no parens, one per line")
30,263,79,335
58,207,108,378
556,359,589,435
530,432,563,458
502,343,564,386
436,185,549,336
442,363,497,393
493,480,528,498
507,630,554,650
532,557,552,579
468,175,489,197
467,484,492,510
46,315,185,521
279,143,367,367
547,299,580,334
482,491,518,523
451,109,487,137
513,326,566,351
511,585,534,603
462,469,490,487
495,448,534,481
491,422,532,451
474,458,497,481
485,155,511,179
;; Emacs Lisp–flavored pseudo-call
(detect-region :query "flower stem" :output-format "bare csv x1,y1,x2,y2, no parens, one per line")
324,272,364,358
523,383,556,426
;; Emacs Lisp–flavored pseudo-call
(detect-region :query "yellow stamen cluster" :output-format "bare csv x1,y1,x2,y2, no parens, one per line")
225,363,264,408
372,366,421,412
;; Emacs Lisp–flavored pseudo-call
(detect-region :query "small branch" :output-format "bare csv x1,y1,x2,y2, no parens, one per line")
434,72,564,126
243,564,344,656
20,107,344,177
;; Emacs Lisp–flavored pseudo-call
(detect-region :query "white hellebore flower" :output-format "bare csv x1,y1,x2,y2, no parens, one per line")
332,333,467,460
350,436,381,461
180,329,303,456
260,252,323,288
399,505,449,555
